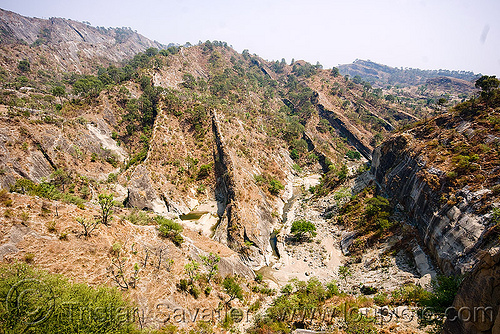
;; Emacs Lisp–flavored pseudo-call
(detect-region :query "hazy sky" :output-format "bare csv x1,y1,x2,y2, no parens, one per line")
1,0,499,75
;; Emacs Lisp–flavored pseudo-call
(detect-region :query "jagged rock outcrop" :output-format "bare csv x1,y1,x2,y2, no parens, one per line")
302,132,331,173
0,8,164,72
87,120,127,162
317,103,373,160
371,134,493,274
211,110,293,269
189,245,255,279
126,165,169,214
211,111,240,248
0,111,129,187
444,247,500,334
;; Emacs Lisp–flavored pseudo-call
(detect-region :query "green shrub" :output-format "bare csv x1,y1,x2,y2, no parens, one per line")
360,285,378,295
338,265,352,284
106,155,119,168
493,208,500,224
45,221,57,233
452,154,479,174
326,280,339,298
97,193,114,225
255,273,263,283
346,150,361,160
156,216,183,246
23,253,35,263
197,164,211,179
223,276,243,305
72,75,103,98
423,275,462,309
254,174,266,184
290,219,316,241
171,233,184,246
10,178,86,208
391,284,430,305
0,189,12,206
362,196,394,233
416,275,462,332
125,146,148,169
257,277,327,330
197,184,206,193
107,173,118,183
159,324,178,334
268,178,284,195
125,210,151,225
337,164,348,181
178,278,190,292
190,286,200,299
492,184,500,195
344,315,377,334
307,152,319,162
249,300,261,312
373,292,389,306
18,60,30,72
0,262,137,333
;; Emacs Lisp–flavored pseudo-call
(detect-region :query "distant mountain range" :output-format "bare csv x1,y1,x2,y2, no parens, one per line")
338,59,480,87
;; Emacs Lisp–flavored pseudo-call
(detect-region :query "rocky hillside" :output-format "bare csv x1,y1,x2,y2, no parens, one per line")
0,20,426,269
443,246,500,334
371,78,500,333
0,8,165,73
338,59,480,116
338,59,479,87
1,8,499,334
372,84,500,274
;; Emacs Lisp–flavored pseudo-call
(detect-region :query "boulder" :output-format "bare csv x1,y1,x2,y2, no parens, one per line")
126,165,169,214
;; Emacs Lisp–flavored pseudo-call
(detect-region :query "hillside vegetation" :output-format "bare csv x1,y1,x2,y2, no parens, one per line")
0,9,498,334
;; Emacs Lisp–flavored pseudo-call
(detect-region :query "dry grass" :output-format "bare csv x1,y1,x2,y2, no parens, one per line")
0,193,249,331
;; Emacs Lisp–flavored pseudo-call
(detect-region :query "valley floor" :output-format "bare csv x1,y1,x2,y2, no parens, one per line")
239,171,437,333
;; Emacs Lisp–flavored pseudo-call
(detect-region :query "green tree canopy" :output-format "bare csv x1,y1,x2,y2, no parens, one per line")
51,86,66,102
290,219,317,241
73,75,103,98
223,276,243,305
475,75,499,94
98,193,114,225
0,262,136,333
17,60,30,72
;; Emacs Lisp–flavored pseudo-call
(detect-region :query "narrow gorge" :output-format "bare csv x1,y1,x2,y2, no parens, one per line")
0,7,498,334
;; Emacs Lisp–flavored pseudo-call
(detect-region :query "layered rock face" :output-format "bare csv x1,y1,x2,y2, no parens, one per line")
371,133,492,274
0,8,164,71
372,119,500,333
443,247,500,334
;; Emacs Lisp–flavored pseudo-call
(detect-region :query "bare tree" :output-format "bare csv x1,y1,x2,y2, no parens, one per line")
140,246,151,268
154,246,174,271
98,193,114,225
75,217,100,237
110,245,129,290
201,252,220,284
109,242,140,290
